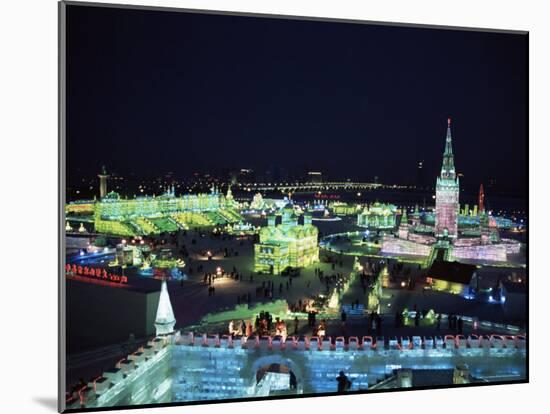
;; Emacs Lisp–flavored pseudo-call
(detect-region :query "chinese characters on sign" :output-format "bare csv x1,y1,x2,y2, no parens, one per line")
65,263,128,284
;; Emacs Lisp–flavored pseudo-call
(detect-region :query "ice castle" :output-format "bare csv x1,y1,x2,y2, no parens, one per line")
382,119,521,264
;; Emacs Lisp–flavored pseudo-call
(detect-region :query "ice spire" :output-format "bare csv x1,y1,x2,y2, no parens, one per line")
445,118,453,153
478,183,485,214
155,279,176,336
440,117,456,180
401,209,408,225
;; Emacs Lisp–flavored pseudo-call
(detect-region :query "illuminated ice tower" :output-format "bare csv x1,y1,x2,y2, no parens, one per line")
98,165,109,199
435,118,459,239
154,279,176,336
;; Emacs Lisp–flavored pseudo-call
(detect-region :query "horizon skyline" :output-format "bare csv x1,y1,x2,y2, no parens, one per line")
67,119,525,198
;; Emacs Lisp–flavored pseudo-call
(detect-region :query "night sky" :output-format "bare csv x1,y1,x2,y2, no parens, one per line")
66,4,527,196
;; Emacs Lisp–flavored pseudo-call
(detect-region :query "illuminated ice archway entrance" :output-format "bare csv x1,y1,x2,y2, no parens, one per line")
250,355,304,396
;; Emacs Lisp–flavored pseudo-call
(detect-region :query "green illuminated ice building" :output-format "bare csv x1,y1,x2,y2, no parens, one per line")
254,205,319,274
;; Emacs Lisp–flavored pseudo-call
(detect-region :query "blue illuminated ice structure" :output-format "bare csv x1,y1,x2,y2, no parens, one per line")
170,267,188,281
66,281,526,410
69,331,526,410
138,267,154,277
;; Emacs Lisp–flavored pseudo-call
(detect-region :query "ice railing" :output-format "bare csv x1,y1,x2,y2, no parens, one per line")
401,311,524,334
176,332,527,352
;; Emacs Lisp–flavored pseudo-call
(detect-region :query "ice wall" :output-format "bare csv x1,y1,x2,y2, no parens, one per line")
68,333,526,410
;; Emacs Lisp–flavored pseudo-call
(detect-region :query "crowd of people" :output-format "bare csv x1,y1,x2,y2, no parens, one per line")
228,319,252,336
226,310,335,339
227,311,292,338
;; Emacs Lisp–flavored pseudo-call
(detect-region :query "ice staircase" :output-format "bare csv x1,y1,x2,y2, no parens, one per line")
426,245,451,267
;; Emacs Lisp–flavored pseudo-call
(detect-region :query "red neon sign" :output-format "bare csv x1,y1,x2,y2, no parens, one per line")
65,263,128,284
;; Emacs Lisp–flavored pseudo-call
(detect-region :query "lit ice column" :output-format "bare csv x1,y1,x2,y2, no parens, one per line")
98,165,109,199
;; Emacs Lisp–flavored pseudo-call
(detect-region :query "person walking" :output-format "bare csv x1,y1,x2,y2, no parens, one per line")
368,311,374,334
341,309,347,323
395,310,401,328
336,371,352,393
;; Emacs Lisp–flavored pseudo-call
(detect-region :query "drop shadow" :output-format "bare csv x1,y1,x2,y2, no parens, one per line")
33,396,58,412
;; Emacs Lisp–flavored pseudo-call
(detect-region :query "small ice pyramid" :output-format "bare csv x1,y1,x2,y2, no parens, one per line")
154,279,176,336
